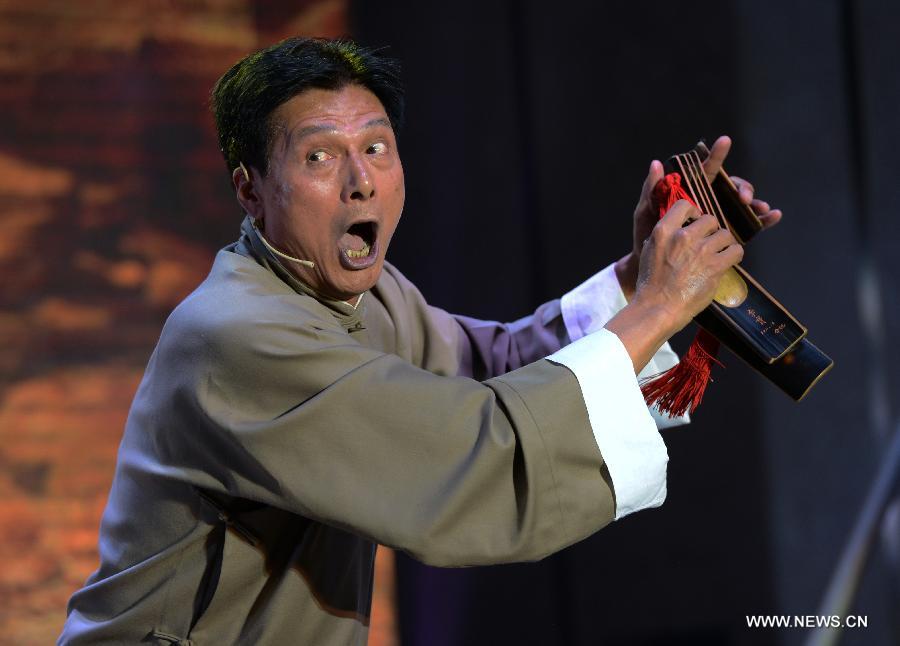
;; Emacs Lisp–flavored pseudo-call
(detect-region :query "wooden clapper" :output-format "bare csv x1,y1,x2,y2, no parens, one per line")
663,142,833,402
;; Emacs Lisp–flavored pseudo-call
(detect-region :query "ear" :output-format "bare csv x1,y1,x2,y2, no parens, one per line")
233,163,265,221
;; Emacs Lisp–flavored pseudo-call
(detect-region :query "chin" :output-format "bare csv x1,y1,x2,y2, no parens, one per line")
328,263,383,301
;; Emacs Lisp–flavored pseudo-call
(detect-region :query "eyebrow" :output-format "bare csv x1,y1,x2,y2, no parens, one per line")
287,118,392,145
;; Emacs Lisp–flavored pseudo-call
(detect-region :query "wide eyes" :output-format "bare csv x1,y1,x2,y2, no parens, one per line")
306,142,389,165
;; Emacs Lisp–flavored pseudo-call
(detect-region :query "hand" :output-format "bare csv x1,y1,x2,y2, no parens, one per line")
605,199,744,373
616,135,781,298
615,159,665,300
635,199,744,332
700,136,783,230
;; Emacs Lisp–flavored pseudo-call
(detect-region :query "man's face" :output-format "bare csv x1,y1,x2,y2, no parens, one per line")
240,84,405,302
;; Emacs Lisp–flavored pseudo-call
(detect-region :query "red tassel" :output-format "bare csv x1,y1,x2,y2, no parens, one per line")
652,172,692,213
640,172,725,417
640,328,723,417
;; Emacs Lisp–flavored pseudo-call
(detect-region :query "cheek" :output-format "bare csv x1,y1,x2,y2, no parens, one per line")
389,168,405,215
273,181,294,209
276,177,329,225
304,173,338,198
396,172,406,202
385,177,404,236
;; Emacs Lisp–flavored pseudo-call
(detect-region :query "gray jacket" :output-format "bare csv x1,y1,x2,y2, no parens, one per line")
60,218,614,645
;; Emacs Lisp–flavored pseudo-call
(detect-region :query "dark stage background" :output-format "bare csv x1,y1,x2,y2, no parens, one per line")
1,1,897,644
352,1,899,645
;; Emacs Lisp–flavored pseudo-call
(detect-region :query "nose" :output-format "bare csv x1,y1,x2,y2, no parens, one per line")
341,153,375,202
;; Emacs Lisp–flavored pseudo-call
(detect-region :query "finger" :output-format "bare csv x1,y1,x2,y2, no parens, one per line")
659,198,700,229
640,159,665,205
750,198,770,214
703,135,732,181
715,242,744,269
730,175,755,204
703,227,739,252
647,159,665,188
758,210,783,228
683,211,720,238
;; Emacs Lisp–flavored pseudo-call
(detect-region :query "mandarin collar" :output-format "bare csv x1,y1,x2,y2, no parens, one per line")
235,216,366,331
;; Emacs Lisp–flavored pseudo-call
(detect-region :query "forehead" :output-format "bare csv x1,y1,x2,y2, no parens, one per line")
272,85,390,137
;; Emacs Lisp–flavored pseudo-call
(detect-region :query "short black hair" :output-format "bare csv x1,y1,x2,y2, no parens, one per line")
211,37,404,177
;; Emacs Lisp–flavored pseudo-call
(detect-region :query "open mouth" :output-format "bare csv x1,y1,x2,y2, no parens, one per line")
338,221,379,269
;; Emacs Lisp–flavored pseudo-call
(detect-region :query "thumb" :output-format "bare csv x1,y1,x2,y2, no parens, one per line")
640,159,665,206
702,135,732,181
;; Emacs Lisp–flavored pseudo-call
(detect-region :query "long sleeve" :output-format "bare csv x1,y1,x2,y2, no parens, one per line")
561,262,690,430
367,262,568,381
373,261,688,430
547,330,668,519
61,250,675,645
367,261,674,521
132,254,613,568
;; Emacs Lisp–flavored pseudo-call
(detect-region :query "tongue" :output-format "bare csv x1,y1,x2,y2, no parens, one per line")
339,231,366,252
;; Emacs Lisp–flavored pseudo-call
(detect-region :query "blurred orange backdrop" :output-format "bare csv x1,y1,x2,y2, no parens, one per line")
0,2,396,644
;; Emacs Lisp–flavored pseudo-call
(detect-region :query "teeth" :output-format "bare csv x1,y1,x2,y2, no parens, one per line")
346,244,371,259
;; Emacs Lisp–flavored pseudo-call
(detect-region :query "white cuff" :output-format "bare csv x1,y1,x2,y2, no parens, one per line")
560,263,626,342
561,263,689,429
547,329,668,520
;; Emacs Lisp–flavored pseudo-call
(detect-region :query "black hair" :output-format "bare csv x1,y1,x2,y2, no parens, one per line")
211,37,404,177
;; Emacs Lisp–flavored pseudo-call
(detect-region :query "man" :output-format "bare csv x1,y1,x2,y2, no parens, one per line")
60,37,779,644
